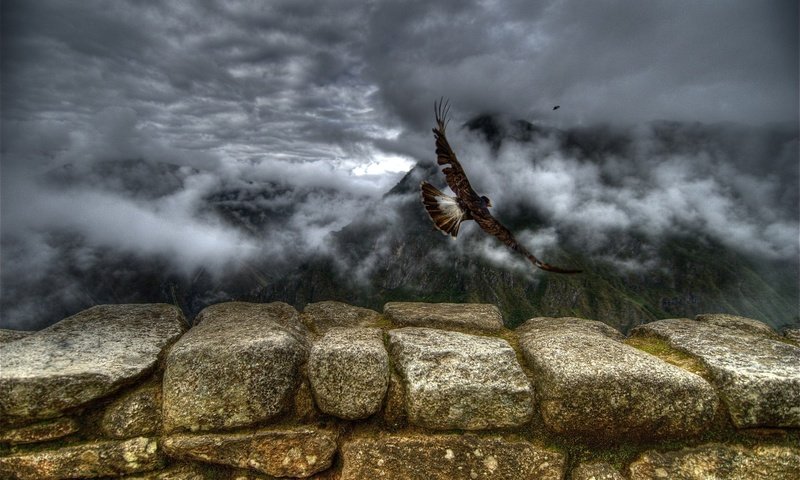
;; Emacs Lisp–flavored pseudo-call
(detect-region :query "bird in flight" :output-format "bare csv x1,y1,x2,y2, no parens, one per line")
552,105,560,110
420,99,581,274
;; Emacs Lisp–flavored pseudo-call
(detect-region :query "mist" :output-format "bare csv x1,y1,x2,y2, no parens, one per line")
1,0,797,329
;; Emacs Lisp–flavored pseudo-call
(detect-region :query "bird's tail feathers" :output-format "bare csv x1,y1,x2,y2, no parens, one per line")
420,181,465,237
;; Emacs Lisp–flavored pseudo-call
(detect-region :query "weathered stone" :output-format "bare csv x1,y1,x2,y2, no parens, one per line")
227,468,277,480
116,462,219,479
0,329,34,345
0,304,185,421
785,328,800,344
384,302,504,332
162,302,308,432
101,379,162,438
0,417,79,445
695,313,780,338
302,301,383,334
383,371,407,429
518,316,626,340
518,317,718,440
308,327,389,420
340,434,565,480
0,436,162,480
388,327,533,430
163,427,337,478
572,462,626,480
293,379,320,423
632,318,800,428
628,443,800,480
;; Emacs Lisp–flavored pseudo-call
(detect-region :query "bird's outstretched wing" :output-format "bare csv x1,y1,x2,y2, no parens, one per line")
432,99,481,202
427,98,581,274
472,210,582,274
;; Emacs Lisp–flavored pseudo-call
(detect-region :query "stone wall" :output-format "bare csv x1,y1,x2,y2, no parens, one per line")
1,301,798,479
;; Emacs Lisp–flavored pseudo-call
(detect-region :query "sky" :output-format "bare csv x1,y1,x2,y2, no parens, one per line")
1,0,798,328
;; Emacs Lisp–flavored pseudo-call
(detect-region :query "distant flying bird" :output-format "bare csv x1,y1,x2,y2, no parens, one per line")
420,99,581,274
552,105,560,110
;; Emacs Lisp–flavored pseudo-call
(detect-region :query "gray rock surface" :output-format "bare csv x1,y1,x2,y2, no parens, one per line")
632,318,800,428
302,301,383,334
628,443,800,480
518,317,718,440
384,302,504,332
0,417,79,445
340,434,566,480
308,327,389,420
0,436,162,480
162,302,308,433
695,313,780,338
0,304,185,420
388,327,533,430
163,427,337,478
101,379,163,438
572,462,626,480
785,328,800,344
0,329,34,345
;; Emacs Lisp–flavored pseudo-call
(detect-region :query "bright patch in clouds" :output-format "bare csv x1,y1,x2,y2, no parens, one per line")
352,152,415,176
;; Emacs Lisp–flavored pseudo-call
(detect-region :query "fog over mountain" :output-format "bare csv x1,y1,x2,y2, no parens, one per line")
1,0,797,330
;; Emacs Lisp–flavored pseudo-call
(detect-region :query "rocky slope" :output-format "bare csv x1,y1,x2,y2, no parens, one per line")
1,301,798,479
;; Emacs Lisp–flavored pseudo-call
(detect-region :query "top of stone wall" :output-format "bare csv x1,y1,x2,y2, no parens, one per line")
162,302,309,433
632,317,800,428
301,301,383,334
0,304,185,421
1,301,800,479
383,302,504,332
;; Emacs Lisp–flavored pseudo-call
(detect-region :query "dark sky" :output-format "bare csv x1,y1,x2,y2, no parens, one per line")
1,0,798,328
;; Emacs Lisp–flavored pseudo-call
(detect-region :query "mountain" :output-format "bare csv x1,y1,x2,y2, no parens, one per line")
3,116,797,333
178,114,797,332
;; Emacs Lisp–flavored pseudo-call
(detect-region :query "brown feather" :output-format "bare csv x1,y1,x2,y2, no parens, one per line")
422,98,582,274
420,181,466,237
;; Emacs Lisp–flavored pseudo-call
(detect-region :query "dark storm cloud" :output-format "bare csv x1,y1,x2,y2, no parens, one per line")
1,0,797,328
364,0,798,128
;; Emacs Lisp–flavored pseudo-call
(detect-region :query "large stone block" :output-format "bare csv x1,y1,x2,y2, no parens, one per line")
0,437,162,480
388,327,533,430
384,302,504,332
163,427,337,478
0,304,185,421
302,301,383,334
340,434,565,480
100,379,162,438
518,317,719,441
0,417,79,445
695,313,782,339
632,317,800,428
628,443,800,480
308,327,389,420
163,302,308,432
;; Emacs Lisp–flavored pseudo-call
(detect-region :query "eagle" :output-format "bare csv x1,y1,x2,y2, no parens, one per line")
420,99,581,274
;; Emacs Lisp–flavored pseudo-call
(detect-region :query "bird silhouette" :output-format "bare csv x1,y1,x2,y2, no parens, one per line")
420,99,581,274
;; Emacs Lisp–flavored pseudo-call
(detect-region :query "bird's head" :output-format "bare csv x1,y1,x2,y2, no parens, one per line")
481,196,493,208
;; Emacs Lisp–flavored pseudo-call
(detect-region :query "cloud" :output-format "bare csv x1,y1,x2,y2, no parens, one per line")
440,119,799,267
364,0,798,128
1,0,797,328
